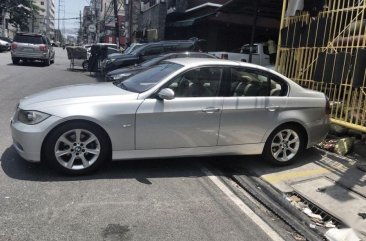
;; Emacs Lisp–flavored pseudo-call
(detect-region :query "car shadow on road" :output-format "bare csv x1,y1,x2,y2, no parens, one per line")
0,146,209,183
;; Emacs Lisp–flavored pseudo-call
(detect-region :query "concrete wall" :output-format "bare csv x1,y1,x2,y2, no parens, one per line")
139,3,167,41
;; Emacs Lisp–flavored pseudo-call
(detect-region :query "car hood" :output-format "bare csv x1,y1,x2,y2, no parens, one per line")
0,40,9,45
108,53,135,60
107,66,146,76
19,83,138,109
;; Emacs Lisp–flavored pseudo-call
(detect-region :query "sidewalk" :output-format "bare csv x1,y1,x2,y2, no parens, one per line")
250,147,366,239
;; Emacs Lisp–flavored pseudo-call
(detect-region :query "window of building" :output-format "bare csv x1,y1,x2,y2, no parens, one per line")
41,1,44,5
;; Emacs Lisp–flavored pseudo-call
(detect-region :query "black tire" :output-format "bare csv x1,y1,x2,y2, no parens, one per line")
44,58,51,66
12,58,20,65
82,60,89,71
43,121,110,175
263,124,305,166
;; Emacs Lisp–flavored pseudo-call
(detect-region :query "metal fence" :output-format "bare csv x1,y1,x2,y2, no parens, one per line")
276,0,366,132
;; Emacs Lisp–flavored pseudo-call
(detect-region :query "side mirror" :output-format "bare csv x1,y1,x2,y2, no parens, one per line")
158,88,175,100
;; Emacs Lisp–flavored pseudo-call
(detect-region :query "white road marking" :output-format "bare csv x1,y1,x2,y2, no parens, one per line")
202,167,285,241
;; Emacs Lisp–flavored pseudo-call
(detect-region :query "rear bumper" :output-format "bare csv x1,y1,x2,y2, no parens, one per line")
305,117,331,148
11,51,48,60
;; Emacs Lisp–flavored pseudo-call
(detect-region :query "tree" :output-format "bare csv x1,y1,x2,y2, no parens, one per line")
1,0,44,31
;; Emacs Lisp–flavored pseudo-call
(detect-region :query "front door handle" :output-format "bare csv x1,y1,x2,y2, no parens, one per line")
202,107,221,113
266,106,280,111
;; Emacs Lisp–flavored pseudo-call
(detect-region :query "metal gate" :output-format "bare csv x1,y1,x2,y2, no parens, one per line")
276,0,366,132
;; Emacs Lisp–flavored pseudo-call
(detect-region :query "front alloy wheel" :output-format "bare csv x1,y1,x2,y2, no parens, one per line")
44,122,110,175
54,129,101,170
263,125,304,165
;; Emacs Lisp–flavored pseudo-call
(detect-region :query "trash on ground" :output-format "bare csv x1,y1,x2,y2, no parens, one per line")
356,164,366,172
334,138,354,156
317,138,354,156
324,221,336,228
358,213,366,219
324,228,360,241
303,208,323,222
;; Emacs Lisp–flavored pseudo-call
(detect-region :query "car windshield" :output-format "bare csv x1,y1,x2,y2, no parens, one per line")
113,62,183,93
129,45,146,55
125,44,143,54
14,35,43,44
140,55,167,67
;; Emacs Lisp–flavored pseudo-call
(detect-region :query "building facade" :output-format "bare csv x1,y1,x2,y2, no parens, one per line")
29,0,55,39
83,0,125,45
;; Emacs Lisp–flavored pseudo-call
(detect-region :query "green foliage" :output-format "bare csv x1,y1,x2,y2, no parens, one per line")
1,0,45,31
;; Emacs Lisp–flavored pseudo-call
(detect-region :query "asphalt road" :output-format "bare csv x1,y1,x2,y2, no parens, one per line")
0,48,293,241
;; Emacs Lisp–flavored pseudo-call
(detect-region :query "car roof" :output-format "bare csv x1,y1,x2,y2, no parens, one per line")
159,52,214,57
165,58,283,75
165,58,251,68
16,32,43,37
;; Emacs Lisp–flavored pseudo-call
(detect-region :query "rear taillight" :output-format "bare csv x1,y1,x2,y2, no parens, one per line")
39,44,47,52
11,43,17,49
325,97,331,115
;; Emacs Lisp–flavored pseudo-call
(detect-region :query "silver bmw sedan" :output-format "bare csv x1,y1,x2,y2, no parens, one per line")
11,58,330,175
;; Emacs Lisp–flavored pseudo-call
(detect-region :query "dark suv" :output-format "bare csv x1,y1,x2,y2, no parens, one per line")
11,33,55,66
101,40,201,73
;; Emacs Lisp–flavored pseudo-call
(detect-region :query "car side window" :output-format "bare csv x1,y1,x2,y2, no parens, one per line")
166,67,224,98
230,68,288,97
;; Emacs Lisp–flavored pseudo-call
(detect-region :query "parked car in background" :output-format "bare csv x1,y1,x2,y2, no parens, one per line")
0,39,10,52
105,52,217,81
51,41,60,47
82,46,121,71
11,32,55,66
0,37,12,50
11,58,330,175
101,40,202,73
123,43,144,54
210,43,270,66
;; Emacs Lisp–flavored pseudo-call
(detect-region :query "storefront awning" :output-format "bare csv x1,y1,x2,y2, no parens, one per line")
166,13,215,27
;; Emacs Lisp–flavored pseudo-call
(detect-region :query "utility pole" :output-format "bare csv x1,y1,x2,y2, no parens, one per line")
57,0,60,41
113,0,120,49
249,0,260,63
79,10,82,44
2,8,6,37
31,0,34,33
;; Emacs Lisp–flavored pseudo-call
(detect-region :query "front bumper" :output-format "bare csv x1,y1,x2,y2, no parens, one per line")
11,115,63,162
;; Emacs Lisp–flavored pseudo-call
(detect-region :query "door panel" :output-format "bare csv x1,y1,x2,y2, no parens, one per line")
218,97,287,145
218,67,289,145
136,97,223,149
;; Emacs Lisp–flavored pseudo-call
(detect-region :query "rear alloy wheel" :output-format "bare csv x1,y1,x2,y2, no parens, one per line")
263,125,304,165
44,122,110,175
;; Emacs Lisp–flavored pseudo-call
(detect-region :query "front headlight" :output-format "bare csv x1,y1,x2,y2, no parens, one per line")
17,110,50,125
111,73,132,80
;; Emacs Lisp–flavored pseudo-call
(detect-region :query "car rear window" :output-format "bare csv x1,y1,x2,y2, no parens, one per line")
14,35,43,44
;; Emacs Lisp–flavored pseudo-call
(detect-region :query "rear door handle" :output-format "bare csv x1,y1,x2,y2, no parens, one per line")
202,107,221,113
265,106,280,111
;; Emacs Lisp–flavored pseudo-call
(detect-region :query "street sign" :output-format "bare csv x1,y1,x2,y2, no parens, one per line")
88,24,96,33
